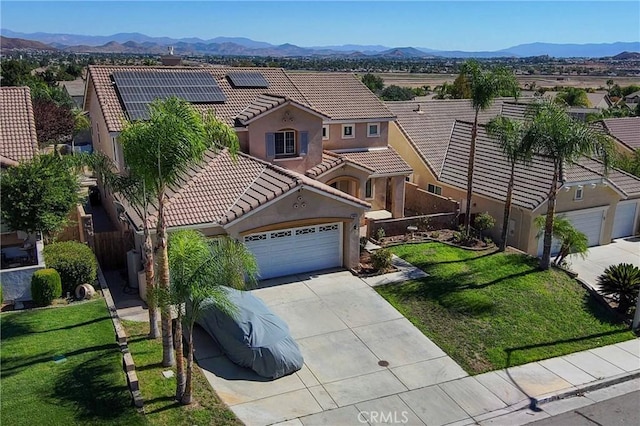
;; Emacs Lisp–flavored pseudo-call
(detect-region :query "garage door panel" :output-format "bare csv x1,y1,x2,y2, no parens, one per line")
612,202,637,239
244,223,342,280
537,209,603,257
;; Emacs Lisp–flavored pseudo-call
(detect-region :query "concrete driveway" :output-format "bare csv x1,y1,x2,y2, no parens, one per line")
568,237,640,291
193,270,474,426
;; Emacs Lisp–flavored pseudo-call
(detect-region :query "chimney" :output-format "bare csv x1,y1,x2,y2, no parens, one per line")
160,46,182,66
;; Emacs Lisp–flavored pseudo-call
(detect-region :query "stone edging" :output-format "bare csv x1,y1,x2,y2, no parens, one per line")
97,266,144,411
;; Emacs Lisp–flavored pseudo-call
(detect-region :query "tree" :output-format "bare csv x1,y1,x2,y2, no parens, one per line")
459,60,520,235
0,59,34,86
119,97,239,367
523,101,613,270
533,215,588,266
433,82,453,99
615,149,640,178
486,116,534,251
555,88,589,107
0,154,82,242
597,263,640,316
606,79,614,96
380,85,414,101
473,212,495,241
361,73,384,93
451,73,471,99
32,97,75,148
89,152,160,339
168,230,258,404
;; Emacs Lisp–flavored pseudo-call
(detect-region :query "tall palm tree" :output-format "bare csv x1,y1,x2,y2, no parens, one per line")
486,116,533,251
119,97,239,367
523,101,613,270
168,230,258,404
88,152,161,338
459,60,520,234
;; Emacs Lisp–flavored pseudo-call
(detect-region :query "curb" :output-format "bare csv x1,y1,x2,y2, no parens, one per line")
97,266,145,411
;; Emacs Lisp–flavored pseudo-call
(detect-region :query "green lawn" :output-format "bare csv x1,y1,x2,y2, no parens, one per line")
123,321,241,426
1,300,145,426
377,242,635,375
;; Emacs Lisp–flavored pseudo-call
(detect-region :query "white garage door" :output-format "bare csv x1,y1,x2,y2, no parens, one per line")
537,209,604,256
612,202,638,239
244,223,342,280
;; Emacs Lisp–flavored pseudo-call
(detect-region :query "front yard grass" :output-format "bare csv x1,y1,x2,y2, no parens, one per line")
377,242,636,375
123,321,241,426
0,300,145,426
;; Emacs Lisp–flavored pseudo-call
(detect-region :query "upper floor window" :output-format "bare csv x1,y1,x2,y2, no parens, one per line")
342,124,355,139
322,125,329,140
275,130,296,157
365,179,374,199
367,123,380,137
575,187,584,201
427,184,442,196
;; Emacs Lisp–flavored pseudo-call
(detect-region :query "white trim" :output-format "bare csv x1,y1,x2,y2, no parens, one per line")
574,187,584,201
240,100,329,125
367,122,381,138
342,124,355,139
332,147,388,153
322,125,329,141
325,117,394,124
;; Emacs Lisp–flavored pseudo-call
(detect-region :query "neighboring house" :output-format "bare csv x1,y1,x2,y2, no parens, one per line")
623,90,640,104
0,86,45,287
596,116,640,155
586,92,613,110
85,66,411,278
61,78,86,108
388,99,640,255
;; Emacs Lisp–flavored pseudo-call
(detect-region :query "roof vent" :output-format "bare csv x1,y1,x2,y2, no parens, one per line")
414,104,424,114
160,46,182,66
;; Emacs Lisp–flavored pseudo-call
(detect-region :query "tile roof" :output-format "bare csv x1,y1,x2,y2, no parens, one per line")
87,65,393,133
340,147,412,176
438,121,640,211
305,152,350,178
386,98,521,176
126,149,369,230
235,93,328,125
601,117,640,151
0,86,38,165
287,72,395,121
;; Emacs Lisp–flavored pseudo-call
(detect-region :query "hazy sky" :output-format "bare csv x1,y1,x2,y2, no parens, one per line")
2,1,639,50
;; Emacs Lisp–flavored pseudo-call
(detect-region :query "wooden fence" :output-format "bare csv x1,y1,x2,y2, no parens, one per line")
93,230,134,271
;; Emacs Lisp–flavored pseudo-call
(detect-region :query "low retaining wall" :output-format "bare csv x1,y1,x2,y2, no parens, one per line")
97,266,144,411
0,265,45,302
367,212,458,239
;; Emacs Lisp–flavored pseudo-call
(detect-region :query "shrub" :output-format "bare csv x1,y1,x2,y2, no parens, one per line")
417,216,431,232
474,212,496,239
376,228,386,241
360,236,369,251
597,263,640,316
371,248,392,271
43,241,98,294
31,268,62,306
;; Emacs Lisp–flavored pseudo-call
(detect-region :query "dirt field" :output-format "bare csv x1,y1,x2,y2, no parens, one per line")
362,73,640,90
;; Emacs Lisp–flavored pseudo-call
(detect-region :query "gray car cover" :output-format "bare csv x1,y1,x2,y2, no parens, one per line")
195,287,304,379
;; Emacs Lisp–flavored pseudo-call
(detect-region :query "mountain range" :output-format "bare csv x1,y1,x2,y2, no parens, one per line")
2,29,639,58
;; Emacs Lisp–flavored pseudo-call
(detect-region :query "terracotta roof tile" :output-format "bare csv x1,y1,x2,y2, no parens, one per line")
601,117,640,151
305,152,346,178
340,147,412,176
439,121,640,211
287,72,395,121
127,150,369,230
386,99,519,176
0,86,38,164
235,93,328,125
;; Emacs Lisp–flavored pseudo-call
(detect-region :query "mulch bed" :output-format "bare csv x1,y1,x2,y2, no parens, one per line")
378,229,494,250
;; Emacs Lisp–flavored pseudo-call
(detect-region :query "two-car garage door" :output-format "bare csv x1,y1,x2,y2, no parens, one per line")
537,209,604,256
244,223,343,280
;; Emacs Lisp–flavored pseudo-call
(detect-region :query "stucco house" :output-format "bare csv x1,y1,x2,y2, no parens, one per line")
387,99,640,256
595,116,640,155
84,66,411,279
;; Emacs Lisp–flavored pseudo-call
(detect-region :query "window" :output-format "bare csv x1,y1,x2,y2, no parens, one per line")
342,124,355,139
365,179,374,199
575,187,584,201
322,125,329,140
112,137,120,170
367,123,380,137
275,130,296,157
427,184,442,195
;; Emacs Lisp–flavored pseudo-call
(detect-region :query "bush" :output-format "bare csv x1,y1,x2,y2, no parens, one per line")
43,241,97,294
371,248,392,271
360,236,369,251
597,263,640,316
376,228,386,241
31,268,62,306
474,212,496,239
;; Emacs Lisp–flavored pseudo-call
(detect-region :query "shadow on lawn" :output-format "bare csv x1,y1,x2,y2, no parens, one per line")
52,353,144,424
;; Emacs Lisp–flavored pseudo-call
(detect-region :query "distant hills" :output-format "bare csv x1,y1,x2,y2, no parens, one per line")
1,29,639,59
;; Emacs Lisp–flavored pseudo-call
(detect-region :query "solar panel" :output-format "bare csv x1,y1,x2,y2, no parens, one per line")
227,71,270,89
112,70,226,121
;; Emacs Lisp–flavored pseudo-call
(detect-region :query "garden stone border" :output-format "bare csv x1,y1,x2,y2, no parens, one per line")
97,266,144,411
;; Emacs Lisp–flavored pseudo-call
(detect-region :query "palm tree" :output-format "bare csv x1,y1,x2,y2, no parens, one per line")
597,263,640,315
168,230,258,404
524,101,613,270
88,152,161,338
486,116,534,251
459,60,520,235
119,97,239,367
534,215,589,266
